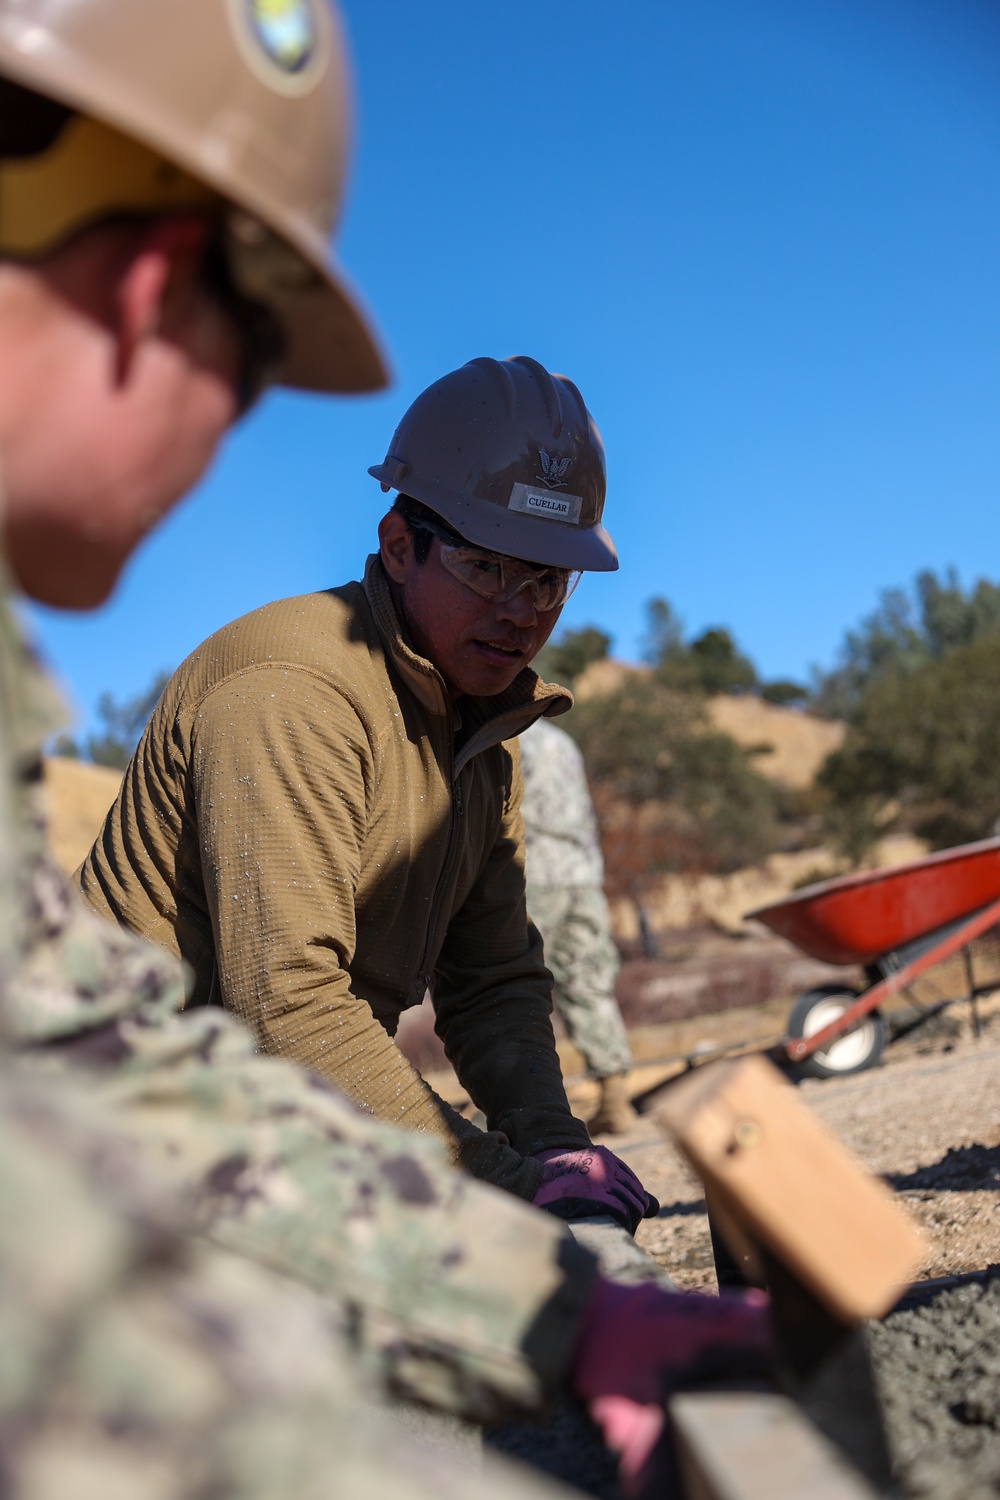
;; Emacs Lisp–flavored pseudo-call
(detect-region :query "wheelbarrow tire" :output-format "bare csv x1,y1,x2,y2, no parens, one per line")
787,986,886,1080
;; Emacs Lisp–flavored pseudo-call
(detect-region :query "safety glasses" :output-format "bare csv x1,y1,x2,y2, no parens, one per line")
411,515,581,612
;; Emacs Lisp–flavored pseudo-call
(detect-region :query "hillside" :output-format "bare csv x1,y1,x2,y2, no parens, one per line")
43,757,122,875
706,692,843,790
572,657,844,790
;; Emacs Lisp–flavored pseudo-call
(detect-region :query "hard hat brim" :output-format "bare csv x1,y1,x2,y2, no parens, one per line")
0,35,389,394
275,259,388,393
369,474,619,572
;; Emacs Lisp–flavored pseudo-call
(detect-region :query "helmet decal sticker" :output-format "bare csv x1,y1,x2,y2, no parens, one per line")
537,451,571,489
247,0,317,73
228,0,327,94
508,482,584,526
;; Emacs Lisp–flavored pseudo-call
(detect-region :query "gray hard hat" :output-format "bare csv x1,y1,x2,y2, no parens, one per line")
369,355,617,571
0,0,387,394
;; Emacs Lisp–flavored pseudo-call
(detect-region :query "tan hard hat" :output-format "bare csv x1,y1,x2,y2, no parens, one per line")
0,0,387,394
369,356,618,572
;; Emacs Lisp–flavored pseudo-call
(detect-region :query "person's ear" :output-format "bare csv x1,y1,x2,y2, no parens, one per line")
115,217,209,384
378,508,416,583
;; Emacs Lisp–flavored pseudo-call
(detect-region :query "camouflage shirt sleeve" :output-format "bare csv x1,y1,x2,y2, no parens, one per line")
27,1002,596,1420
0,1062,579,1500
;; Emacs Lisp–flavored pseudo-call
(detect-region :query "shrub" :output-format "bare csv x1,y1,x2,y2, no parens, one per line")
565,681,781,896
819,635,1000,853
533,624,611,686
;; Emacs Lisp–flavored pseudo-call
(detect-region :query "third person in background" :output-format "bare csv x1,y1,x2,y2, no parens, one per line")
520,715,637,1134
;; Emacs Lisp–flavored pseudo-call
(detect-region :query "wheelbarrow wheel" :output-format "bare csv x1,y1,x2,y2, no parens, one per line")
786,986,886,1079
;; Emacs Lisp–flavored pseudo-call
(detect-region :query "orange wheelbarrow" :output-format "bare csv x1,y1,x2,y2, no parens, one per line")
748,836,1000,1079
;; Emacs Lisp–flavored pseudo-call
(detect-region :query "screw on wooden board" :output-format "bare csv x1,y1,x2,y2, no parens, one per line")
653,1055,925,1323
734,1120,763,1150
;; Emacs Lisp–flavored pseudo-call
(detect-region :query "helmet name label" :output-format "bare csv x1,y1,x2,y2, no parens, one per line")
508,482,583,526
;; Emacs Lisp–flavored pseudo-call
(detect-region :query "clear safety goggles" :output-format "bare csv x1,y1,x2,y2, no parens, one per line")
412,515,581,612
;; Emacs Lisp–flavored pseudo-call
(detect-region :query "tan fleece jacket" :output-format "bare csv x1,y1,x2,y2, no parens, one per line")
76,557,591,1199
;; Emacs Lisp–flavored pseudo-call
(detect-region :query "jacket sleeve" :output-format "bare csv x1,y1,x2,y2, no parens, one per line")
190,666,540,1197
431,741,593,1160
20,980,598,1423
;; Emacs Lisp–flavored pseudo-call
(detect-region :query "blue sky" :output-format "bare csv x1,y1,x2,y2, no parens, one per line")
29,0,1000,733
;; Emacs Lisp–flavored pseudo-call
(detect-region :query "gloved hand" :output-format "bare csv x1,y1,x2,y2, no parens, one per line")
571,1277,773,1493
573,1276,773,1405
531,1145,659,1233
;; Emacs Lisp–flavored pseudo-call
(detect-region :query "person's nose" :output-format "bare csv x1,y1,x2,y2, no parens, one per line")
495,585,538,628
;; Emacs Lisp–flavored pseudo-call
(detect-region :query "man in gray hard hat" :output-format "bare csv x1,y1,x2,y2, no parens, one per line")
78,354,657,1232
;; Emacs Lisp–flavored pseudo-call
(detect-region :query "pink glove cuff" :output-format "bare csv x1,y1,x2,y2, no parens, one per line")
572,1276,773,1407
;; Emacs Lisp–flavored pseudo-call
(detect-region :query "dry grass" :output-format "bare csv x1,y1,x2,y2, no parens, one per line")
43,757,122,874
707,693,844,790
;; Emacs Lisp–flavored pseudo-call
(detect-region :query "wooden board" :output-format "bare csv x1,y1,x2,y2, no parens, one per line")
670,1391,881,1500
653,1055,925,1320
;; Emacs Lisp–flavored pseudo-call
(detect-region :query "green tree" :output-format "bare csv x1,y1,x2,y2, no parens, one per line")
641,597,686,669
54,671,171,769
686,627,757,695
819,636,1000,854
566,681,780,881
641,598,758,696
532,625,611,686
813,568,1000,720
760,679,808,706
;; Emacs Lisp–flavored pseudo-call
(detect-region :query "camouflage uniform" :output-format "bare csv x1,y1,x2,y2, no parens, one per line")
0,1059,586,1500
519,719,632,1081
0,571,599,1495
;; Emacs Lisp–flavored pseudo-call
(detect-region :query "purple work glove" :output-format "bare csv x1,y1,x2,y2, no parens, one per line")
532,1145,659,1234
571,1277,773,1493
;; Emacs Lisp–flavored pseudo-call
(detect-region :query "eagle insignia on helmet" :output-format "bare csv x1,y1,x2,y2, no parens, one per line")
537,451,571,489
247,0,317,74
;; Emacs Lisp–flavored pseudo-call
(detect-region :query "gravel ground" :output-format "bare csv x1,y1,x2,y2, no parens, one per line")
873,1276,1000,1499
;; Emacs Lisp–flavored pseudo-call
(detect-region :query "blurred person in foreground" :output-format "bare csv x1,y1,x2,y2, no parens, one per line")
77,353,655,1230
0,1,771,1493
520,716,637,1135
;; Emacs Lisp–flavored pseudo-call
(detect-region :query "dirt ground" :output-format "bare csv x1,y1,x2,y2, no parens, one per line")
610,1027,1000,1291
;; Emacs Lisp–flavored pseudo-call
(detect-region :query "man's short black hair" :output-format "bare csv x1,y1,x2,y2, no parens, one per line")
392,494,463,565
0,76,73,158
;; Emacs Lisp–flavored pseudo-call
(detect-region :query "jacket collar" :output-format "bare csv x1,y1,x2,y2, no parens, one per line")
362,554,572,776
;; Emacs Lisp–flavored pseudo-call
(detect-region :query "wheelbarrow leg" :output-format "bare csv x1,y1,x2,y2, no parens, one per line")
964,947,982,1039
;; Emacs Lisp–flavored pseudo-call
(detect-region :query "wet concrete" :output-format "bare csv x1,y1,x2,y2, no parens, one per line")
872,1273,1000,1498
